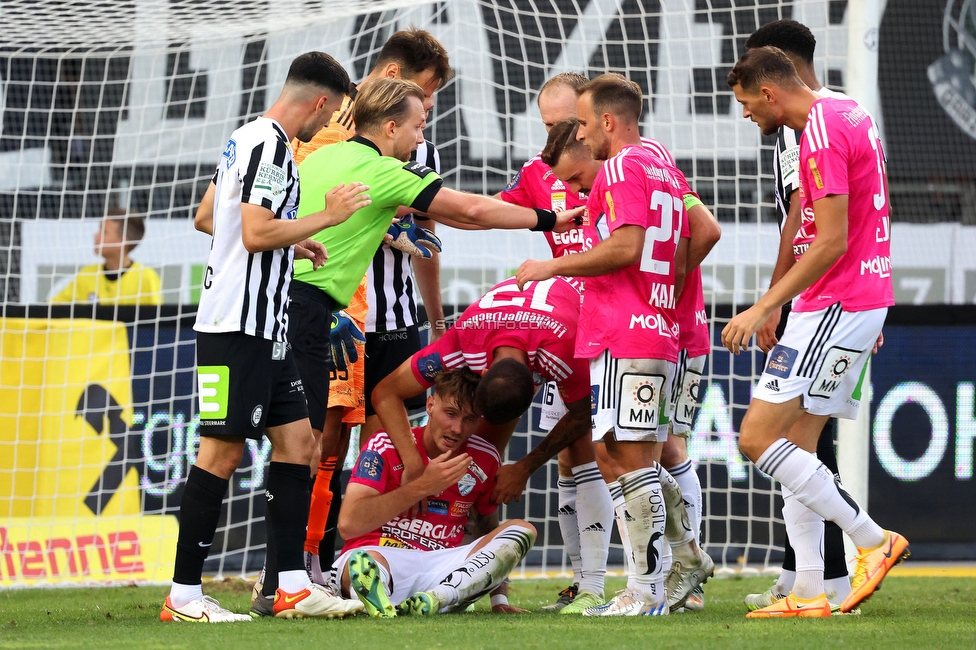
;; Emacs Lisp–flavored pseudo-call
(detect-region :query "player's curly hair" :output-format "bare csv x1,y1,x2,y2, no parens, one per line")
475,358,534,425
375,28,454,88
352,77,426,134
727,46,802,92
541,118,587,168
578,73,643,122
746,19,817,64
433,367,482,416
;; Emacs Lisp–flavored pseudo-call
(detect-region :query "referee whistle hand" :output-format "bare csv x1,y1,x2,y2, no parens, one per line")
323,182,372,226
328,311,365,372
386,221,443,258
553,206,585,233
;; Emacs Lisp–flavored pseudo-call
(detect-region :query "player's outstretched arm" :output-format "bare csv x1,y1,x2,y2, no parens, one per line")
239,182,371,253
757,188,802,352
425,188,583,232
194,182,216,235
492,396,590,505
337,451,471,540
516,224,645,289
371,360,430,481
722,194,849,354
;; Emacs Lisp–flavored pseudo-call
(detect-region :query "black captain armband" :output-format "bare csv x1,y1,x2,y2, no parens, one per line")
530,208,558,232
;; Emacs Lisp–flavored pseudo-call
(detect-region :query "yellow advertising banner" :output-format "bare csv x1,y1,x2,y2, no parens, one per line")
0,318,178,585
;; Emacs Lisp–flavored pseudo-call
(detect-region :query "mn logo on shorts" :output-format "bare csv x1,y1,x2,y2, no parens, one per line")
809,346,863,399
617,373,666,430
197,366,229,421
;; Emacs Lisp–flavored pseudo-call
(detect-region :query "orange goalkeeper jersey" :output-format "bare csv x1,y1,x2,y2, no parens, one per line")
292,95,355,164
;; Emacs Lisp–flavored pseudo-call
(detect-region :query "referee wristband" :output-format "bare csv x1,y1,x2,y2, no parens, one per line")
530,208,558,232
490,594,509,608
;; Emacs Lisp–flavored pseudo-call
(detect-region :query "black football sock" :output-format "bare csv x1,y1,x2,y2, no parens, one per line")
173,465,228,585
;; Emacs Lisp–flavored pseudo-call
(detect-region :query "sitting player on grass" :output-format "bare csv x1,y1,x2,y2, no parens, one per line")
331,368,537,616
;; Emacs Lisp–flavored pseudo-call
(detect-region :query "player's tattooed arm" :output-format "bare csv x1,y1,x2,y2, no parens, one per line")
492,395,590,505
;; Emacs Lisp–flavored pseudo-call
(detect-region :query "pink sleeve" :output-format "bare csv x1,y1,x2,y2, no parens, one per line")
605,159,654,233
802,115,851,202
558,355,592,403
499,160,540,208
410,329,460,388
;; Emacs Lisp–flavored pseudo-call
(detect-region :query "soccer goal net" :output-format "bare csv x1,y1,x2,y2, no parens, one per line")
1,0,866,586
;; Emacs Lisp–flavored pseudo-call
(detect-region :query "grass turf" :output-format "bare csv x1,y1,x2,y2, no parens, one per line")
2,576,975,649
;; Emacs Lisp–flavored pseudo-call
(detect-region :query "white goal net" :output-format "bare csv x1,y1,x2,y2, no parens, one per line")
1,0,855,586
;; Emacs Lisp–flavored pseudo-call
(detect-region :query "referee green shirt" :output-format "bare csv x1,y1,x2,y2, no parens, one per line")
293,135,443,307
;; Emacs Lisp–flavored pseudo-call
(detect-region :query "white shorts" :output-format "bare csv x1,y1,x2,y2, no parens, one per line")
538,381,568,432
590,350,676,443
752,303,886,419
669,351,706,438
332,543,473,607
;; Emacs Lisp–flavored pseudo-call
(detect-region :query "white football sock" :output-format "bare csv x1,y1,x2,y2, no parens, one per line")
431,524,536,609
782,487,825,600
169,581,203,608
669,459,702,540
775,570,796,596
618,466,666,602
756,439,884,548
278,569,312,594
825,576,852,605
556,475,582,585
609,481,637,591
573,463,612,597
657,464,698,566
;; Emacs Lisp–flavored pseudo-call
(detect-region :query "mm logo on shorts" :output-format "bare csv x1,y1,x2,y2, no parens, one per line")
617,373,665,430
197,366,229,420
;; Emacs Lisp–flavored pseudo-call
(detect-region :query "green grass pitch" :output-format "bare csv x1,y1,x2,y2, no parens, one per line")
2,576,975,649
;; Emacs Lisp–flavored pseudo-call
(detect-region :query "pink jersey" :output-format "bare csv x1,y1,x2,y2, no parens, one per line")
411,276,590,404
501,155,591,257
793,97,893,312
343,427,500,552
578,144,690,361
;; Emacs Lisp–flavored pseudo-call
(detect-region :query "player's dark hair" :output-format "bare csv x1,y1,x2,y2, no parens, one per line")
433,368,482,415
352,77,426,134
727,46,801,92
285,51,350,96
106,207,145,252
541,118,587,168
746,19,817,64
578,72,643,123
538,72,588,104
374,28,454,88
475,358,534,425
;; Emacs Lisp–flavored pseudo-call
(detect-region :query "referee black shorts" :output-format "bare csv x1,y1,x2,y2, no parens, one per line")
288,280,335,431
195,331,307,440
364,324,427,417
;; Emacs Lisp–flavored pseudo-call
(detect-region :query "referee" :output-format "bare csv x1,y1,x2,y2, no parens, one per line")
162,52,369,623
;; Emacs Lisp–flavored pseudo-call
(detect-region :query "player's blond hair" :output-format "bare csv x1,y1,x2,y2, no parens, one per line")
352,77,426,135
538,72,587,104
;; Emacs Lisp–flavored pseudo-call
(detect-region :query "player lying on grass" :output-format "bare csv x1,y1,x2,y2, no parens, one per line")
331,368,537,616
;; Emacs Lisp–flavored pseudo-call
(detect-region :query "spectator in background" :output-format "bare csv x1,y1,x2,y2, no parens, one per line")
50,207,162,305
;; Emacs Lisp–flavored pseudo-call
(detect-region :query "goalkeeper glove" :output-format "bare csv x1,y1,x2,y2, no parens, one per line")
329,311,365,372
386,221,443,258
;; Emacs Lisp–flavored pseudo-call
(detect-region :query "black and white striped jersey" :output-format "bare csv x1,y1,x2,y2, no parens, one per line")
772,87,847,231
365,139,440,333
195,117,299,342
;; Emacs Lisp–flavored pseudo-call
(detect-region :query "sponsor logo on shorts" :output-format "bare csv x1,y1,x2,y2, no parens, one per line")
809,346,863,399
765,345,798,379
764,379,780,392
378,537,409,548
450,501,473,517
271,341,286,361
457,473,476,496
354,450,384,481
617,373,666,431
197,366,229,420
427,499,449,515
590,385,600,416
416,351,444,383
377,330,409,342
250,405,263,427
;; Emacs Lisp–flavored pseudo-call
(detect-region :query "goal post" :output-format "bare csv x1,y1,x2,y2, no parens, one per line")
1,0,864,586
